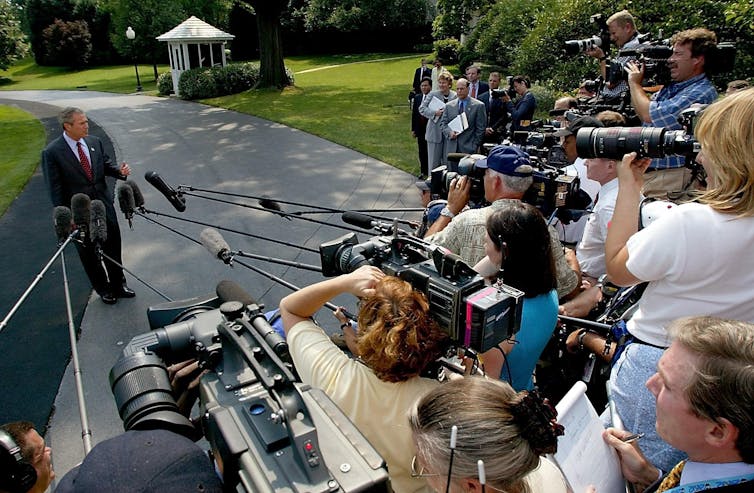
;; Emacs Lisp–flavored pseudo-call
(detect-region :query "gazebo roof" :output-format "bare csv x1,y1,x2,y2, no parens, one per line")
156,16,234,43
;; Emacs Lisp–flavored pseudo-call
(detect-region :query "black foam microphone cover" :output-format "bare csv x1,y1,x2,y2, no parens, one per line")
53,206,73,241
71,193,91,239
216,280,255,306
342,211,375,229
144,171,186,212
127,180,145,208
90,200,108,244
116,182,135,214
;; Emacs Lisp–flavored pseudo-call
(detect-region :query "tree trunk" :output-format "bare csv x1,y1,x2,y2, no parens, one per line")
248,0,288,88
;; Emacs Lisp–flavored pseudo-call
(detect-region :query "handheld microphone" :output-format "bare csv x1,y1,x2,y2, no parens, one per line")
199,228,233,264
216,280,289,361
342,211,395,233
127,180,145,208
90,200,108,244
71,193,91,242
53,206,73,242
144,171,186,212
116,182,135,228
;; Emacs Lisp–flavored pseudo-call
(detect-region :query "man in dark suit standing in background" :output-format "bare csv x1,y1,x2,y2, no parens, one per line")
465,65,489,99
411,58,432,97
42,107,134,305
411,77,432,177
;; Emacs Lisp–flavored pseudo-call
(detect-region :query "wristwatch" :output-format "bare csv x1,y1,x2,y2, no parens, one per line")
440,207,455,219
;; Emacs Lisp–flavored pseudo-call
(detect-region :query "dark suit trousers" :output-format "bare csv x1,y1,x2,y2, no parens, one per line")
74,216,125,295
417,134,429,176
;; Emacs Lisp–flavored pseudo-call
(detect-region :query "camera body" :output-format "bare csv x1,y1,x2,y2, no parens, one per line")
319,232,524,353
430,154,487,208
111,300,390,493
564,14,610,56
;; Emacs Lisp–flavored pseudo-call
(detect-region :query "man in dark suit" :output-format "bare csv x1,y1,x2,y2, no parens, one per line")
41,107,134,304
478,71,508,143
411,77,432,177
439,78,487,156
411,58,432,96
604,316,754,492
465,65,489,100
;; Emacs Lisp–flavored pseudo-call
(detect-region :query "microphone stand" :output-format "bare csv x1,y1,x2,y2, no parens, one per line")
0,231,79,333
95,248,172,302
60,249,93,455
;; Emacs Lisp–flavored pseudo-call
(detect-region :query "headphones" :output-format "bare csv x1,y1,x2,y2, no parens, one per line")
0,430,37,493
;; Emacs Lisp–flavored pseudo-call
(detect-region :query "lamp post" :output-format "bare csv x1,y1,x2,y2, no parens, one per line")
125,26,142,92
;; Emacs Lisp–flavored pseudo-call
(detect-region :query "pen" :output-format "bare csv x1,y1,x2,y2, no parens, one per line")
622,432,644,444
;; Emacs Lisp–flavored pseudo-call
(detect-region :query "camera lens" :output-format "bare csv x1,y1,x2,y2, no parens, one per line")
576,127,666,159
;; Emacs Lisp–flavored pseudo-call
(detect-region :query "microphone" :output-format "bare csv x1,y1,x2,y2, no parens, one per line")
199,228,233,264
71,193,91,242
90,200,108,244
53,206,73,242
116,182,135,228
342,211,394,233
259,197,292,221
144,171,186,212
127,180,145,209
215,280,289,361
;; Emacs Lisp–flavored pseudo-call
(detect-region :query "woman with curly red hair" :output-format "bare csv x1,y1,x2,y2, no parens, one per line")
280,265,448,493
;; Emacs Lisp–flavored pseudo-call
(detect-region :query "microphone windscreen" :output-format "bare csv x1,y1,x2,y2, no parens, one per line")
216,280,256,306
199,228,230,258
71,193,91,237
90,200,108,243
127,180,145,208
116,182,135,214
53,206,73,241
259,197,282,212
342,211,374,230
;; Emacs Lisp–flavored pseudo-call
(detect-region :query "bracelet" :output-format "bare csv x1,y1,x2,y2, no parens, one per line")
577,329,589,352
440,206,456,219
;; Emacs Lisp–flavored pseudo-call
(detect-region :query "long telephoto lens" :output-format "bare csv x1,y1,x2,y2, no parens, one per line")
575,126,698,159
564,36,602,55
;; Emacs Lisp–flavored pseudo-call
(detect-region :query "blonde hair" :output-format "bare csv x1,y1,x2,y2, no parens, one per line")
438,70,454,84
607,10,635,29
694,88,754,216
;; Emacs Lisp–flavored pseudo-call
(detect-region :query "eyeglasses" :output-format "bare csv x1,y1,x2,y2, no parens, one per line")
410,455,441,478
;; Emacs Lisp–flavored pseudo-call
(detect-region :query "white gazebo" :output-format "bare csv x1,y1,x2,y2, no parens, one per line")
156,16,235,96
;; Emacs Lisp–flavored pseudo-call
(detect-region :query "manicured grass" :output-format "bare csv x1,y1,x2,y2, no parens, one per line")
205,54,427,174
0,105,46,215
0,58,166,94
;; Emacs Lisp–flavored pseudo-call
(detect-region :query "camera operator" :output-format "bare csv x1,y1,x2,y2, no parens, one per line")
479,72,509,144
0,422,53,493
501,76,537,134
410,378,567,493
625,28,719,199
585,10,643,100
280,266,448,493
424,146,579,300
603,89,754,472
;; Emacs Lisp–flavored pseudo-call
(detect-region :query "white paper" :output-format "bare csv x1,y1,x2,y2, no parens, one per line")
448,112,468,134
427,96,446,112
551,381,625,493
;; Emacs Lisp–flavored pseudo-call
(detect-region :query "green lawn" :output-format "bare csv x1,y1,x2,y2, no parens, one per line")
0,105,46,215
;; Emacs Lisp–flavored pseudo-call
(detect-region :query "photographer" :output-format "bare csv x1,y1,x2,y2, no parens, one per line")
625,28,718,198
586,10,643,100
280,266,448,493
0,422,53,493
479,72,508,144
423,146,579,300
501,76,536,134
474,203,558,390
409,378,567,493
603,89,754,472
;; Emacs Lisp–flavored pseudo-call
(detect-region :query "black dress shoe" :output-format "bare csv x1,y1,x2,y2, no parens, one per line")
116,285,136,298
101,292,117,305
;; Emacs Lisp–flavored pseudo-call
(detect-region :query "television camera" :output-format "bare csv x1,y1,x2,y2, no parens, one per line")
110,285,390,492
319,226,524,354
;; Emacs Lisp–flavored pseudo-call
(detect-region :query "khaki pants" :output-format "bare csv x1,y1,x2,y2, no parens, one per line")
641,167,692,200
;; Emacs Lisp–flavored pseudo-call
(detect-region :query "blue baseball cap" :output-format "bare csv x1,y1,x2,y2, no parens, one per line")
475,145,532,177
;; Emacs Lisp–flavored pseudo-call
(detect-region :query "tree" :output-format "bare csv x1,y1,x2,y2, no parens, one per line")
302,0,429,32
110,0,185,80
242,0,288,88
24,0,76,64
42,18,92,68
0,0,29,70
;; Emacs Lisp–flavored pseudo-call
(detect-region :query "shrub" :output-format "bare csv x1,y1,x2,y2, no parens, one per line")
211,63,260,96
434,38,461,64
42,19,92,68
157,72,173,95
178,67,217,100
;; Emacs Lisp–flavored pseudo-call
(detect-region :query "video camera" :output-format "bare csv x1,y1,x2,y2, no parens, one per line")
564,14,610,56
319,229,524,353
430,154,487,208
110,289,390,492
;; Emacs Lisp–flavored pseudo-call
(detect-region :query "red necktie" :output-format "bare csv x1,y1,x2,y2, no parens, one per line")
471,84,477,98
77,142,93,181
